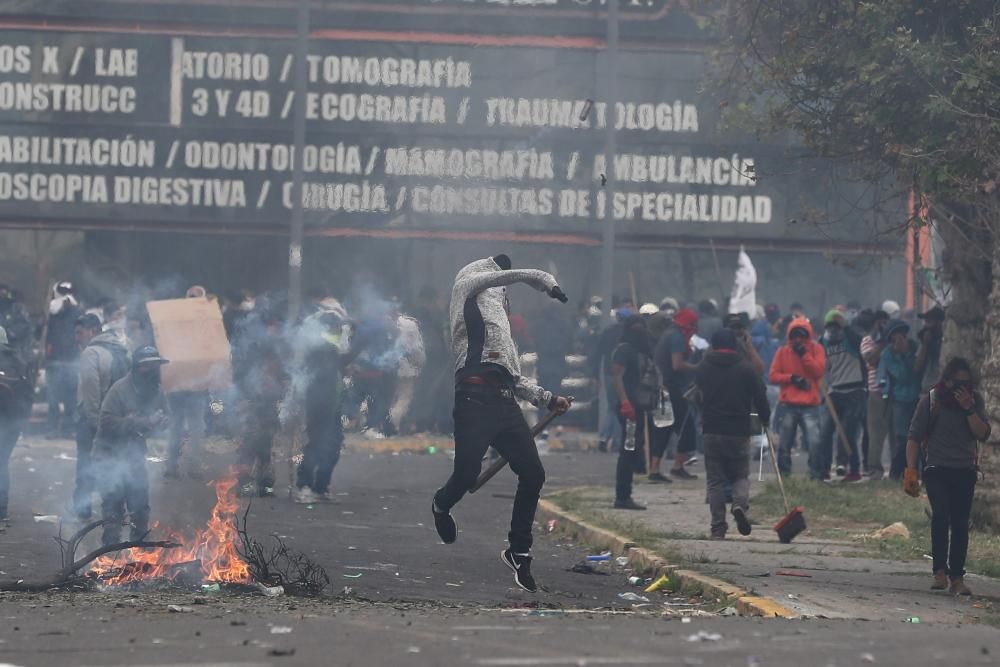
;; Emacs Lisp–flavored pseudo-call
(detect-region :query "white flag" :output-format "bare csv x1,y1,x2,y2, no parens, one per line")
729,246,757,317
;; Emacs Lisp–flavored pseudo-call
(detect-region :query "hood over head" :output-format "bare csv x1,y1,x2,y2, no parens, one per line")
786,316,815,341
455,256,504,283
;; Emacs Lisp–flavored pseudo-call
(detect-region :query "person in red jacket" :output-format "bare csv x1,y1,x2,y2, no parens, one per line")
768,317,826,475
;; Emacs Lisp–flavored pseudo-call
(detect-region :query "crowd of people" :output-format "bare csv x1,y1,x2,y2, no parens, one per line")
0,279,448,544
0,273,990,596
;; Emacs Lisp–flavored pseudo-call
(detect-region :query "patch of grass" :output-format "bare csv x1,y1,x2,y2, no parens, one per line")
753,477,1000,578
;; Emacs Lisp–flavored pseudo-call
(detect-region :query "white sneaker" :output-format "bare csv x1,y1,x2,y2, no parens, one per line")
293,487,320,504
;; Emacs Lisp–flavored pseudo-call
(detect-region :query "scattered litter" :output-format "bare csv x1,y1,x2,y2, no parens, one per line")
270,626,293,635
861,653,875,663
200,583,221,593
167,605,194,614
776,570,812,578
406,646,421,654
681,617,692,624
569,562,607,576
645,575,671,593
719,606,739,616
687,631,722,642
445,582,462,587
145,456,166,463
618,592,649,603
269,648,296,657
787,594,798,600
54,452,76,461
427,446,437,455
904,617,920,624
546,519,557,533
869,522,910,540
615,556,630,567
628,576,645,586
32,515,59,524
922,554,933,560
256,583,285,597
343,573,363,579
305,505,314,510
586,551,611,562
347,546,358,551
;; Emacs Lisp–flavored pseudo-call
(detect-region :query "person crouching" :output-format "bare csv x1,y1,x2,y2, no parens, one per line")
695,330,771,539
93,346,169,546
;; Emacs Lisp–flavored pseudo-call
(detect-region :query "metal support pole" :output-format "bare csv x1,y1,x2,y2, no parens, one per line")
287,0,309,323
600,0,619,324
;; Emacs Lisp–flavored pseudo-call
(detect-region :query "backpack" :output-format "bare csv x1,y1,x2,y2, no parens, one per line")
90,340,130,388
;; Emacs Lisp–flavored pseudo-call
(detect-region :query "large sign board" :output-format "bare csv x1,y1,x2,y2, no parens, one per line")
0,12,868,241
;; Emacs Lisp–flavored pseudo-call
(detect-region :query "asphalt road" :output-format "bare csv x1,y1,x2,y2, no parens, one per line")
2,436,1000,666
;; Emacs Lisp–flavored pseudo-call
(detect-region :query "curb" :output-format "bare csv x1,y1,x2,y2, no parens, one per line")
536,498,799,619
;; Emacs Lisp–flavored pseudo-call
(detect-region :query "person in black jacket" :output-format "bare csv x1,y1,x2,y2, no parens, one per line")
0,326,33,523
695,329,771,539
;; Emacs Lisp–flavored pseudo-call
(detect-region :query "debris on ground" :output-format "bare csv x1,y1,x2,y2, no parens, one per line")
617,592,649,603
615,556,630,567
166,605,194,613
869,522,910,540
776,570,813,578
569,562,607,576
546,519,557,532
200,583,221,593
861,653,876,663
270,626,293,634
32,515,60,523
686,630,722,642
268,648,296,657
644,575,671,593
586,552,611,562
256,583,285,597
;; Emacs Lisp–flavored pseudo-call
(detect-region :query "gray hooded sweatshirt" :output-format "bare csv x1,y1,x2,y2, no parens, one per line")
450,257,558,408
77,331,130,427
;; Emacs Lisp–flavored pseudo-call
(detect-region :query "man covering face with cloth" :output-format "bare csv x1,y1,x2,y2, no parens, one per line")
432,254,571,593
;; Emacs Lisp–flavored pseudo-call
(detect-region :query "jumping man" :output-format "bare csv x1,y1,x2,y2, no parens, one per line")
432,254,571,592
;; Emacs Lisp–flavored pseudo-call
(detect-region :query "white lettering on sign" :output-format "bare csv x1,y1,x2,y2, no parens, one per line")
0,45,32,73
0,172,109,203
0,135,156,168
182,51,270,81
304,93,446,124
0,83,136,114
485,98,698,132
183,141,362,174
593,154,756,186
411,185,554,216
306,55,471,88
384,147,554,181
608,192,772,224
94,48,138,77
284,180,389,212
113,176,247,207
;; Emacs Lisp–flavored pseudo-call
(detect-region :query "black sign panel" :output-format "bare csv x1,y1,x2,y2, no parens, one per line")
0,25,865,240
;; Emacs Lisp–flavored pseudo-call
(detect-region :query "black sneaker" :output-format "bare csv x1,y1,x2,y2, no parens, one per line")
597,440,608,453
432,502,457,544
670,467,698,480
613,498,646,510
501,548,537,592
732,506,752,536
648,472,673,484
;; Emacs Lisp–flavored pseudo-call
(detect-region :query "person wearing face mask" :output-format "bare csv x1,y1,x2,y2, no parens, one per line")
655,308,701,480
814,310,866,481
877,320,920,480
768,318,826,475
93,346,169,546
904,357,990,596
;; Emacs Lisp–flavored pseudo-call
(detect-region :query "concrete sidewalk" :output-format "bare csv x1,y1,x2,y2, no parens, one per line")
544,454,1000,624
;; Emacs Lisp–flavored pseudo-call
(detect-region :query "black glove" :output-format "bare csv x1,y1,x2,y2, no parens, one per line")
791,375,810,391
792,342,806,356
549,286,568,303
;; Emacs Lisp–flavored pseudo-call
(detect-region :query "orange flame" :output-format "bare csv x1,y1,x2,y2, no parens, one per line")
90,473,251,586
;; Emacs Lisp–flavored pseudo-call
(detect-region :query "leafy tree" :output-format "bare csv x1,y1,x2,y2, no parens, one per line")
713,0,1000,420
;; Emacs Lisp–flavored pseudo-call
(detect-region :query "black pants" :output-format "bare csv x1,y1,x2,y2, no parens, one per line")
46,360,77,435
0,416,23,519
354,373,396,434
434,387,544,553
924,466,977,577
73,419,97,519
671,393,697,454
297,403,344,494
615,411,647,501
98,447,150,546
237,400,278,488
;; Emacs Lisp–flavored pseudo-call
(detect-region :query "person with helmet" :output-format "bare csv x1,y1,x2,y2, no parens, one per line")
93,346,169,546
